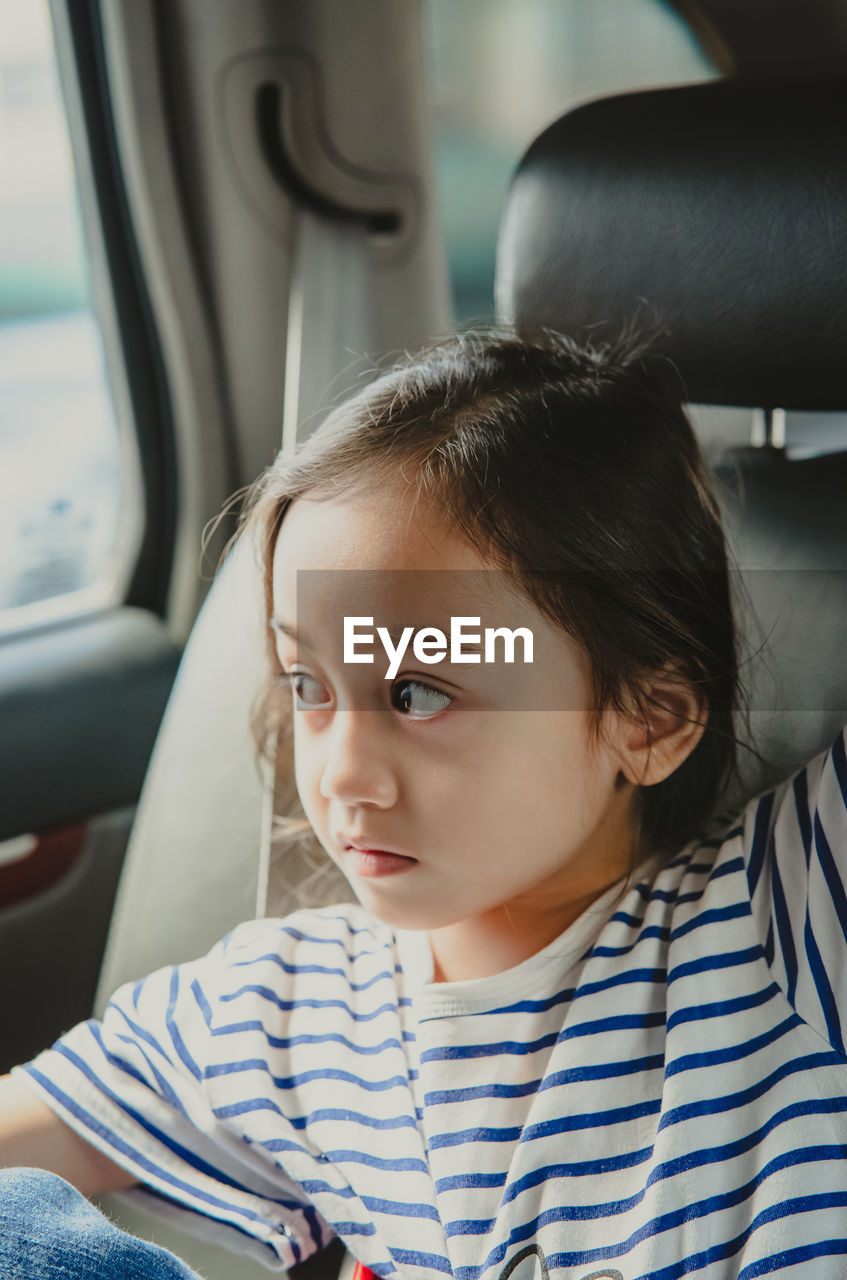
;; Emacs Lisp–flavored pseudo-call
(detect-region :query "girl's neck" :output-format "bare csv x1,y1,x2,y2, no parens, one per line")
426,880,623,984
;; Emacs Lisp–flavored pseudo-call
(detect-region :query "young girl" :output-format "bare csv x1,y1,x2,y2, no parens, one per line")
2,332,846,1280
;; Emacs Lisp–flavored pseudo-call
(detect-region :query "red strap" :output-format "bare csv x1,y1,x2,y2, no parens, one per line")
352,1264,379,1280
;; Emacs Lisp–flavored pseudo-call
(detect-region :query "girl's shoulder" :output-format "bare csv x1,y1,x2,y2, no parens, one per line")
676,724,847,870
206,902,397,986
726,723,847,855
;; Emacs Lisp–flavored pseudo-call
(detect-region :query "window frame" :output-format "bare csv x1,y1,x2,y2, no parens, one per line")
44,0,178,622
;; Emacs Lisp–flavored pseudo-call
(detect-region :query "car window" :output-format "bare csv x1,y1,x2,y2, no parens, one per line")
0,0,142,632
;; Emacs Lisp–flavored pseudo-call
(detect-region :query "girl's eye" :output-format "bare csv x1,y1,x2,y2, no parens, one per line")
288,672,331,709
391,679,452,720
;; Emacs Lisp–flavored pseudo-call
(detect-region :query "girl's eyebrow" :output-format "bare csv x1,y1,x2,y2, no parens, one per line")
272,618,437,644
270,618,311,647
272,616,494,661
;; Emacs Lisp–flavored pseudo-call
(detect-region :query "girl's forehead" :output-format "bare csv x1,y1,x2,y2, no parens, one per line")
269,489,588,694
272,487,490,581
271,489,537,635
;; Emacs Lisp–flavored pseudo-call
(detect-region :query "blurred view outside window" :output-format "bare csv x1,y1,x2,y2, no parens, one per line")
0,0,139,628
426,0,719,323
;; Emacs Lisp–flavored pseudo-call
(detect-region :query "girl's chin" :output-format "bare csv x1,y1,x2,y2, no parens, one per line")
350,887,465,934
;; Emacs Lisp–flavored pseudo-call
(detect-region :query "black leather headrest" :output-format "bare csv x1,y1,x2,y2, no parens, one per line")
496,76,847,410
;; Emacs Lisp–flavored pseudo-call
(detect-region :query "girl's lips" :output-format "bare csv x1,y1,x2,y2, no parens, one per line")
345,847,418,878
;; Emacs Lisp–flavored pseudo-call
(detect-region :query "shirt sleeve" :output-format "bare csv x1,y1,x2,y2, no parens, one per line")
743,726,847,1054
11,920,332,1269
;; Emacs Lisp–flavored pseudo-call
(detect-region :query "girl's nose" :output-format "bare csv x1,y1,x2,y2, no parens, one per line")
318,711,398,809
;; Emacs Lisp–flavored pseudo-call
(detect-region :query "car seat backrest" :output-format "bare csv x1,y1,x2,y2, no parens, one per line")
495,74,847,802
95,534,268,1009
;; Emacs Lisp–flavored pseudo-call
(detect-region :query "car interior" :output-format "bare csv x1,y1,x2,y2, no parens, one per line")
3,2,847,1278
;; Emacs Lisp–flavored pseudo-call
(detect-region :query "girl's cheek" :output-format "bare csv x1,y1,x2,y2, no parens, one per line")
292,731,322,802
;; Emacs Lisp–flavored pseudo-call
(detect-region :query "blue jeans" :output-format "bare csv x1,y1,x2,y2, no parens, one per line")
0,1168,201,1279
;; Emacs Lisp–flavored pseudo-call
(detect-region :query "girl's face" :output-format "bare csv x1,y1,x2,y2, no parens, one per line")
271,482,640,979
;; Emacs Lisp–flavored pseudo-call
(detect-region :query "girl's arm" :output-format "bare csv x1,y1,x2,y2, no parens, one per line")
0,1072,137,1195
744,727,847,1053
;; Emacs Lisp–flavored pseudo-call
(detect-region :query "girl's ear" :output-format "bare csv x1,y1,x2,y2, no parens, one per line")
613,673,708,787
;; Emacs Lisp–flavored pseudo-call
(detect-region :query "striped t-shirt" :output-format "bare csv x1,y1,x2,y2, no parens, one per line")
16,731,847,1279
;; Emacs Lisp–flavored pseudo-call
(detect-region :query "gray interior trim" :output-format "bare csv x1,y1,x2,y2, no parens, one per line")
1,807,136,1072
0,609,180,842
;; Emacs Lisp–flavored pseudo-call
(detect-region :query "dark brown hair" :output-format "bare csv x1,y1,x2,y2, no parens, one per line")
246,329,739,858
